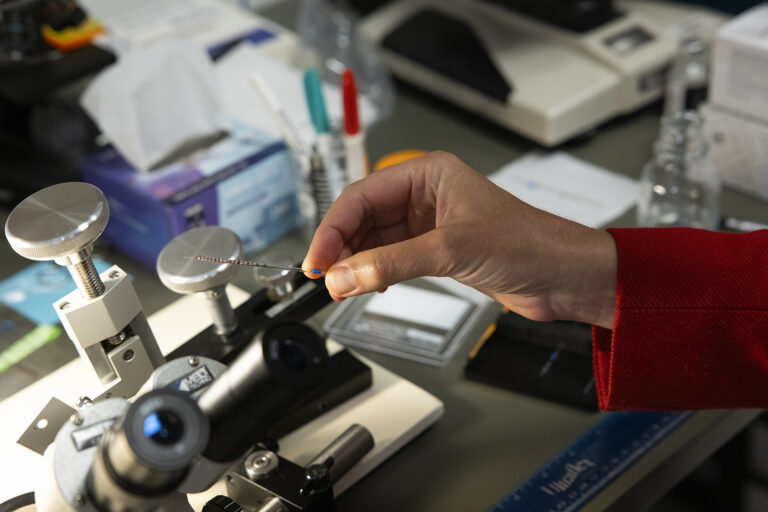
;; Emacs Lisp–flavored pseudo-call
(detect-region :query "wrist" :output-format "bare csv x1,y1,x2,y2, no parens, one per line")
548,227,617,329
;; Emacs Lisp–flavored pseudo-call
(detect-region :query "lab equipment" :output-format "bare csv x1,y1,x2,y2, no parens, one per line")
702,103,768,203
489,411,693,512
251,254,303,303
304,68,347,200
359,0,724,145
664,37,706,117
342,69,369,183
710,4,768,125
1,183,386,510
194,255,322,274
296,0,395,119
637,111,720,229
157,227,244,336
31,322,373,512
324,283,486,366
5,183,164,405
309,144,335,226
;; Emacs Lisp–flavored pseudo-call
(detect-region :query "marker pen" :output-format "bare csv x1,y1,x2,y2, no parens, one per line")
303,69,345,200
342,69,368,182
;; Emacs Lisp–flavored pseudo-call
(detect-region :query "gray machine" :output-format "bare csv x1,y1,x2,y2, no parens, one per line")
359,0,724,145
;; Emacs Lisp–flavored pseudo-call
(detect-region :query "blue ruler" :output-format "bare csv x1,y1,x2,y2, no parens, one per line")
490,411,694,512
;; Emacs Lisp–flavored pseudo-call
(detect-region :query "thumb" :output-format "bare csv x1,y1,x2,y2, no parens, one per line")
325,231,445,298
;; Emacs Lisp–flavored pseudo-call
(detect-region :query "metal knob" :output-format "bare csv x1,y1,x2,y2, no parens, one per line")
5,182,110,299
157,226,243,335
253,254,296,302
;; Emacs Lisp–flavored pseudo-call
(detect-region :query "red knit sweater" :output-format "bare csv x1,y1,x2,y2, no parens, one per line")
592,228,768,410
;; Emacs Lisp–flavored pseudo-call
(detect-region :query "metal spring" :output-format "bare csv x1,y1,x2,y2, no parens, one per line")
310,148,334,227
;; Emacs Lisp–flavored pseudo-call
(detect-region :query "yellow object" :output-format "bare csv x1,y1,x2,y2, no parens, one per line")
468,323,497,360
373,150,427,172
42,18,103,52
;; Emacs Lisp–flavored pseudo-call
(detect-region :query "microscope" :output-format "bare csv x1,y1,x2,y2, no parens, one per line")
2,182,379,511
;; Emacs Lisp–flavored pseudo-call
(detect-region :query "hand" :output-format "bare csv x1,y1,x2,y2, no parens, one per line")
303,152,617,328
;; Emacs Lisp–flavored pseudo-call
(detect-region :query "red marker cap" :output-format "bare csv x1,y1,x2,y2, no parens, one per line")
342,69,360,135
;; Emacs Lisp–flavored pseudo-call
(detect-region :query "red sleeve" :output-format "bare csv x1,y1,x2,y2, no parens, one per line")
592,227,768,411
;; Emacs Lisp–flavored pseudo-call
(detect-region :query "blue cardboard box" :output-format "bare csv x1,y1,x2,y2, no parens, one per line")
82,135,304,268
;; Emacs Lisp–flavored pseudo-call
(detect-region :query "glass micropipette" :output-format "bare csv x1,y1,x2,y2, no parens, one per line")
194,255,323,275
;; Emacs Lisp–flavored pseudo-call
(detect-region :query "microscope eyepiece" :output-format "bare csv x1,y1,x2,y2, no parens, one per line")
89,389,209,507
143,409,185,446
198,321,329,463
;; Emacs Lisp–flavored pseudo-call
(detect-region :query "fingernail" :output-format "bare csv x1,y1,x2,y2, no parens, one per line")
326,266,356,296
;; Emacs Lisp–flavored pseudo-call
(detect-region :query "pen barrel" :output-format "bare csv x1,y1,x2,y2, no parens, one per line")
344,132,368,183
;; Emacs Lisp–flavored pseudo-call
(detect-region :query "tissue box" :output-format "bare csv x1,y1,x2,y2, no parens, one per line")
701,102,768,202
710,4,768,123
82,137,304,268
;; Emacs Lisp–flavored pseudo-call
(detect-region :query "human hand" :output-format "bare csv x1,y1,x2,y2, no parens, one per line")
303,152,617,328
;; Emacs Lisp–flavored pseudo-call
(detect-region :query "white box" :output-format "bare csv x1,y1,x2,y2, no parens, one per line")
701,102,768,202
710,4,768,124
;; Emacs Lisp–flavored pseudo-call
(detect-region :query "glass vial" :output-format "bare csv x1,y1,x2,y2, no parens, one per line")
637,111,720,229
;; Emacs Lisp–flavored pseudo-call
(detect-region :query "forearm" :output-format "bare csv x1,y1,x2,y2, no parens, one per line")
593,227,768,410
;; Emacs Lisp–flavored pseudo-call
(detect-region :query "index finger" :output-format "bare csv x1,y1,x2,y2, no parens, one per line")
303,155,437,273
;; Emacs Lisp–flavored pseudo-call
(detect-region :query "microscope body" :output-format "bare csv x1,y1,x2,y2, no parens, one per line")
5,184,374,512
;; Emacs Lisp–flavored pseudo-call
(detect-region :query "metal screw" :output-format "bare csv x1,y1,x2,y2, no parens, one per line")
73,493,85,506
70,413,83,426
107,330,127,347
76,397,93,409
109,270,120,279
122,349,135,362
156,226,243,336
188,356,199,367
244,450,279,480
6,183,111,300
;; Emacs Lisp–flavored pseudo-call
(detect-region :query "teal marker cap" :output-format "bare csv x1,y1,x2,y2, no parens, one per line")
303,69,330,134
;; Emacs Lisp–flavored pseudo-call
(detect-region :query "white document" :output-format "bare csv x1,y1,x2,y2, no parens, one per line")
489,151,639,228
215,43,379,151
363,284,471,332
79,0,271,53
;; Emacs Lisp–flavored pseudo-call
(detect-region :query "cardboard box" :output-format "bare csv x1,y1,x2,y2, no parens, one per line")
701,102,768,202
710,4,768,123
82,136,304,268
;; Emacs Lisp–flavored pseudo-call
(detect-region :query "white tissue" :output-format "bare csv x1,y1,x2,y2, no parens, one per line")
81,40,225,172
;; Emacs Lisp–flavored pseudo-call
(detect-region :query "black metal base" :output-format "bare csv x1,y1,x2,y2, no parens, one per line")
167,272,373,443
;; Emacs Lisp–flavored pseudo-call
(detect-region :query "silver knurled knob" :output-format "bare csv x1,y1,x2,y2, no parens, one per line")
253,254,296,303
5,182,110,299
157,226,243,335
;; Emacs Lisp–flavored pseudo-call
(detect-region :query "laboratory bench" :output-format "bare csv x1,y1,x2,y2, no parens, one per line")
1,2,767,510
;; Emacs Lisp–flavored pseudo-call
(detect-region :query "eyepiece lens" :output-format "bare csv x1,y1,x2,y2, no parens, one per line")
279,339,307,370
143,410,184,445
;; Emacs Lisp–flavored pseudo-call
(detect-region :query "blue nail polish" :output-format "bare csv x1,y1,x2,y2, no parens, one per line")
311,269,323,274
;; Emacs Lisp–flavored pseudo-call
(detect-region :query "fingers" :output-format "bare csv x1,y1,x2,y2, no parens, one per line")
324,230,446,298
304,155,440,274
